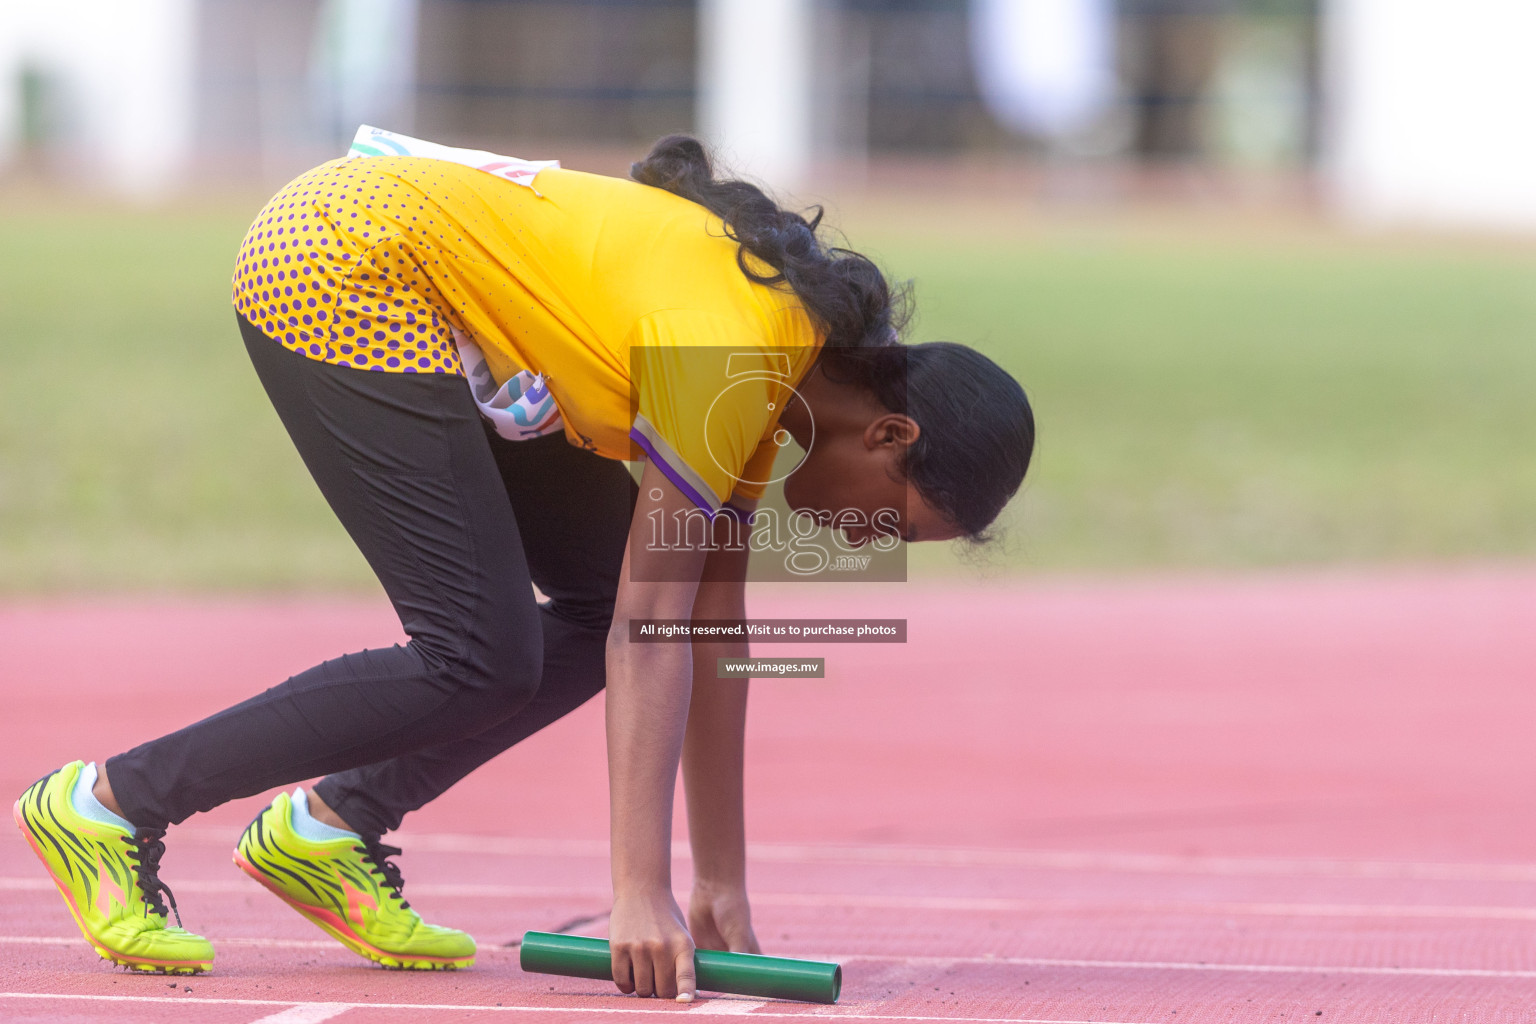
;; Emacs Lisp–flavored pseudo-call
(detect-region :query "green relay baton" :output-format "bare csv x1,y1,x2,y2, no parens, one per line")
518,931,842,1004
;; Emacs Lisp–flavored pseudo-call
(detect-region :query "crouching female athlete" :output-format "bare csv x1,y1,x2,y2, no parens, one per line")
14,132,1034,1000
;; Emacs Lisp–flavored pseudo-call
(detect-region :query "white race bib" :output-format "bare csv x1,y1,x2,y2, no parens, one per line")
347,125,559,191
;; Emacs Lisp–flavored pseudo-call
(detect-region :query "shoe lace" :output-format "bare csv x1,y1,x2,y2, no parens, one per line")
355,839,411,909
122,828,184,928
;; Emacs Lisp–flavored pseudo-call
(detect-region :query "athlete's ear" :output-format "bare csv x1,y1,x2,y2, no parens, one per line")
863,413,920,451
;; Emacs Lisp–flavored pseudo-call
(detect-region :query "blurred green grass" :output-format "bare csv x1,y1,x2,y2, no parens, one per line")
2,199,1534,591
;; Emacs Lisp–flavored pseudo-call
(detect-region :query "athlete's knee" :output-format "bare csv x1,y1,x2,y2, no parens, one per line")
408,616,541,708
478,625,544,709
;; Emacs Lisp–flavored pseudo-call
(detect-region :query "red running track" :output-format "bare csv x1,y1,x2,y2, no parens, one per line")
2,570,1535,1023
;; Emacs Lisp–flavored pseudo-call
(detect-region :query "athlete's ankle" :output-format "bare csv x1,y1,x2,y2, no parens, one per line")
306,789,357,834
92,766,127,820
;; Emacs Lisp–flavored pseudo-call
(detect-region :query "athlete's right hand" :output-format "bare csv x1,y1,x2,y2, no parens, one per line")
609,887,697,1002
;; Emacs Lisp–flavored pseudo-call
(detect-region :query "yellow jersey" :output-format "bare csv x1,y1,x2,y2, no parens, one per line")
232,155,822,514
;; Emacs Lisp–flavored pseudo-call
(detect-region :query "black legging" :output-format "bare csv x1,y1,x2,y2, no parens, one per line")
107,314,635,836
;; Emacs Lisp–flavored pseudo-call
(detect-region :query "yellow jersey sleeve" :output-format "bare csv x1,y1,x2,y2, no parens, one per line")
627,310,812,516
732,433,786,507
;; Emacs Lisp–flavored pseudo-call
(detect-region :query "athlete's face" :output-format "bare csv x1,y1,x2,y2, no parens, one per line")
782,413,962,547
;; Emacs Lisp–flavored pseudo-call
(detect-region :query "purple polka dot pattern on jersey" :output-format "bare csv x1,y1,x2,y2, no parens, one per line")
231,160,465,376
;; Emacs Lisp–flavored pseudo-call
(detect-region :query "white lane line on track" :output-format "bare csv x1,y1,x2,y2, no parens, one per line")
0,935,521,955
690,998,768,1014
6,935,1536,981
752,894,1536,921
0,993,1145,1024
249,1004,352,1024
0,936,339,950
840,954,1536,981
11,876,1536,922
163,828,1536,883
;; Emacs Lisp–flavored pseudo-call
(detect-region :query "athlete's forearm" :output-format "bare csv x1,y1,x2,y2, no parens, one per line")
606,633,693,895
605,461,729,898
683,557,750,886
682,642,750,888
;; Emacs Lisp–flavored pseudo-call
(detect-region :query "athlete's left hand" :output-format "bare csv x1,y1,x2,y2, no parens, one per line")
688,880,762,953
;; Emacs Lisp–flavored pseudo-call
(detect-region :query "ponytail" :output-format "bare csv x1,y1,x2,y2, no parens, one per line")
630,134,909,349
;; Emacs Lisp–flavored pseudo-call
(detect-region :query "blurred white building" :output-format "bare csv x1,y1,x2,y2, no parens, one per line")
0,0,195,195
698,0,813,188
5,0,1536,233
0,0,416,195
970,0,1116,145
1327,0,1536,230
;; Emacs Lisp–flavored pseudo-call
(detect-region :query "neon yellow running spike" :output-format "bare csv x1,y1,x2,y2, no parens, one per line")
13,761,214,974
235,791,476,970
